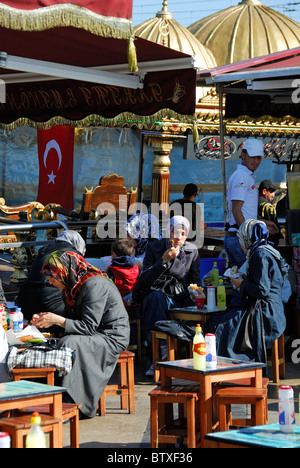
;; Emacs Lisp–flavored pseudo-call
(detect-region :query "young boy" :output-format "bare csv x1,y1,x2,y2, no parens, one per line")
106,239,140,298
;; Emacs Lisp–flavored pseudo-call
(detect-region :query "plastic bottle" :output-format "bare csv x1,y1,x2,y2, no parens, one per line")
0,432,11,448
211,261,219,287
278,386,295,433
0,304,7,331
207,286,216,311
25,412,47,448
13,307,23,333
205,333,217,369
193,324,206,370
9,311,15,330
217,279,226,309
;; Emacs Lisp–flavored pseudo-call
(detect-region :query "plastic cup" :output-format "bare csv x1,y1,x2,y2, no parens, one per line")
196,297,205,309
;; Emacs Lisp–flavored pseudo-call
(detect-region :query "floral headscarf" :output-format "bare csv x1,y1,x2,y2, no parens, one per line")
41,250,110,307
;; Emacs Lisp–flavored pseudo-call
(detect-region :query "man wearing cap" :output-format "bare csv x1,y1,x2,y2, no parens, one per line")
225,138,278,268
258,179,283,245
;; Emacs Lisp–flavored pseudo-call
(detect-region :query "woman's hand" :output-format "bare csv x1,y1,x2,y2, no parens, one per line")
230,274,244,290
31,312,66,329
162,246,180,263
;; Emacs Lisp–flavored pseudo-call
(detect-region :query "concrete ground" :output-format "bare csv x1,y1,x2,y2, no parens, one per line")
62,354,300,449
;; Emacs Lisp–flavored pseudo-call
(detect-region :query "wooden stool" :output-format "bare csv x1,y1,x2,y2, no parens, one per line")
12,367,56,385
152,330,192,383
0,414,60,448
128,317,142,362
216,387,267,431
20,403,81,448
219,377,269,424
149,385,200,448
98,350,135,415
267,333,285,383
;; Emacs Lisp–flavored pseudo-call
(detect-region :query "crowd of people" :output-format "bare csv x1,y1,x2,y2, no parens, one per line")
0,137,290,420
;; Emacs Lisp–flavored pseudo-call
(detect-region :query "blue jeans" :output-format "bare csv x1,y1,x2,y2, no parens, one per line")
224,235,246,268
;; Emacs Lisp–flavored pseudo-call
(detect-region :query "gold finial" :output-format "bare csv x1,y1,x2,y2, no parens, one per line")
156,0,173,20
238,0,262,5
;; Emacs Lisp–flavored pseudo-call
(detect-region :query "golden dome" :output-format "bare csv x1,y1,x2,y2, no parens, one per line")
188,0,300,66
133,0,217,69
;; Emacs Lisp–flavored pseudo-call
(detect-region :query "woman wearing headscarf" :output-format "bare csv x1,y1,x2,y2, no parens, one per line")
206,219,288,363
88,213,162,271
31,250,130,418
17,230,87,321
134,216,201,340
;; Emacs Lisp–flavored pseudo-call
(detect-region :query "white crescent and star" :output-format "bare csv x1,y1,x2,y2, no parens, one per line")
43,139,62,184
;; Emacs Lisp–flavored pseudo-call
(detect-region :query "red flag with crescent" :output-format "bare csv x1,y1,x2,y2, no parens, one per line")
37,125,74,210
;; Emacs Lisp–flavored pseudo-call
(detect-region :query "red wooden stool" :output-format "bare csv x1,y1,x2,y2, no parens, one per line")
149,385,201,448
98,350,135,415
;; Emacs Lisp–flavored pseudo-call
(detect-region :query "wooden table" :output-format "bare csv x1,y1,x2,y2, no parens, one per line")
205,423,300,448
158,357,265,448
167,305,226,327
0,380,66,448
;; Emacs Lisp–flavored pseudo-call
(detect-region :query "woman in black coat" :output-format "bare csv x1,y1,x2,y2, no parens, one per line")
134,216,201,334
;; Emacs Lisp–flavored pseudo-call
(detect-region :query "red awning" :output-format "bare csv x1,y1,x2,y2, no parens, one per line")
0,2,196,128
0,0,132,19
198,47,300,119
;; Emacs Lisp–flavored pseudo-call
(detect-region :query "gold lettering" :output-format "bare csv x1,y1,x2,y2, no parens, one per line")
79,87,95,106
148,83,163,102
27,91,45,110
50,89,67,109
38,90,52,109
6,92,21,111
91,86,110,106
66,88,76,107
108,86,123,106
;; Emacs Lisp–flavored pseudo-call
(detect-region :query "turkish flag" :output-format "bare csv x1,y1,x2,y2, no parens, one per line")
37,126,74,210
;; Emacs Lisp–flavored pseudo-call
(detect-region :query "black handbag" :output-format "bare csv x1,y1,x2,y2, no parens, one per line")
150,273,187,301
132,272,187,303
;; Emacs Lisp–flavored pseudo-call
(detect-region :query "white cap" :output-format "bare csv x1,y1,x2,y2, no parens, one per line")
242,138,264,157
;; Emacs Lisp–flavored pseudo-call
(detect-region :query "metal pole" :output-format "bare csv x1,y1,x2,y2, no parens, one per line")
218,84,227,226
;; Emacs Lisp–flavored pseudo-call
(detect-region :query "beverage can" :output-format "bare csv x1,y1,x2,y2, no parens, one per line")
205,333,217,368
0,432,11,448
207,286,216,311
278,385,295,433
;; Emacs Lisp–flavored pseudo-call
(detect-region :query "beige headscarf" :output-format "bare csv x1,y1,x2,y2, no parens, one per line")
237,219,267,250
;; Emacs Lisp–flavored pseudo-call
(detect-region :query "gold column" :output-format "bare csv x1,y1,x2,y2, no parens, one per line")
150,136,173,214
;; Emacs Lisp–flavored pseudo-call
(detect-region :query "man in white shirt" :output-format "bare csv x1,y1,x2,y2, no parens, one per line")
225,138,278,268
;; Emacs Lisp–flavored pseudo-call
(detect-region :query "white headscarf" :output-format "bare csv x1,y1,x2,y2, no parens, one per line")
56,230,86,256
237,219,268,250
165,216,190,238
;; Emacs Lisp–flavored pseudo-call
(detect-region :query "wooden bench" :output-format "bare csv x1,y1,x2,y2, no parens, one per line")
149,385,201,448
98,350,135,415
